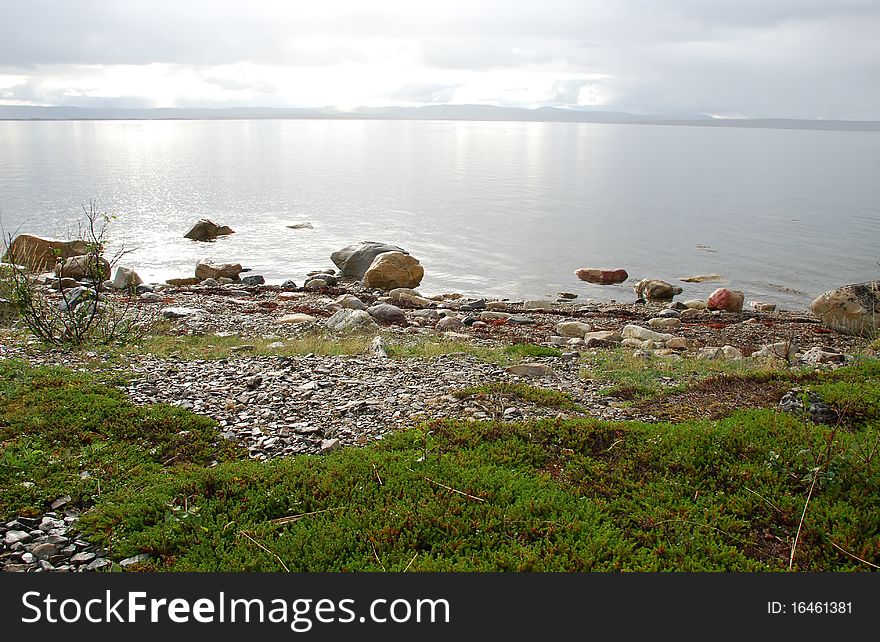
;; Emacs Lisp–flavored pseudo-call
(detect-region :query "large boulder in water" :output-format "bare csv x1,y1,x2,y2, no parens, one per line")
331,241,406,280
633,279,682,301
810,281,880,337
363,252,424,290
575,268,628,285
184,219,234,242
3,235,90,272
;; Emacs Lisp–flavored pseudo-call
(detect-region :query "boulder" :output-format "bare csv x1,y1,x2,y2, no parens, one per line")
367,303,407,324
2,235,89,272
331,241,406,279
184,219,234,241
621,325,674,343
325,308,378,333
707,288,745,313
333,294,368,311
195,259,243,281
111,266,142,290
633,279,682,301
556,321,593,338
241,275,265,286
363,252,424,290
810,281,880,337
575,268,628,285
436,317,464,332
55,255,111,281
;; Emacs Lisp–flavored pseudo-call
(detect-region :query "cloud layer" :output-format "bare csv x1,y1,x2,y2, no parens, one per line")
1,0,878,118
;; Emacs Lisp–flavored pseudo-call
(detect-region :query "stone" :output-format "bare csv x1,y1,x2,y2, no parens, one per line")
506,363,550,377
195,260,243,281
684,299,707,310
304,278,328,290
575,268,629,285
583,330,623,344
241,275,265,286
333,294,367,310
558,292,578,300
648,317,681,329
556,321,593,338
779,389,839,425
621,325,674,343
320,438,341,454
70,551,96,563
281,279,297,289
286,222,314,230
55,254,111,281
665,337,692,350
521,300,554,312
707,288,745,313
85,557,111,571
363,252,424,290
460,299,486,312
50,496,71,509
485,301,510,311
2,235,90,272
480,311,511,321
721,346,743,359
184,219,234,241
753,342,797,360
750,301,777,312
508,316,535,325
436,317,464,332
120,553,151,569
800,346,846,365
389,289,435,307
634,279,682,301
200,277,220,287
57,286,95,312
275,313,316,325
331,242,407,279
166,277,201,287
32,543,59,560
657,308,681,318
111,266,143,290
161,306,201,319
679,309,702,321
367,303,407,324
679,274,724,283
810,282,880,337
325,308,378,332
4,530,31,546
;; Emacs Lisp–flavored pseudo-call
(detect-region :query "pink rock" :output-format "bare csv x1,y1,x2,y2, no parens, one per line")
575,268,628,285
707,288,745,313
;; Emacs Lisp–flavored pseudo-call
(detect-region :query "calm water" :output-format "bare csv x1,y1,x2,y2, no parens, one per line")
1,119,878,309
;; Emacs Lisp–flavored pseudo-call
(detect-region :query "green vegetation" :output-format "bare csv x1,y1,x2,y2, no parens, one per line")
454,382,587,415
2,358,878,571
581,347,789,401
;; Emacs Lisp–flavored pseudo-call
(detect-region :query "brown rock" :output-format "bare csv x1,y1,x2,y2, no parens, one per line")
575,268,629,285
55,254,111,281
3,235,90,272
184,219,234,241
166,277,202,287
363,252,424,290
634,279,682,301
195,259,243,281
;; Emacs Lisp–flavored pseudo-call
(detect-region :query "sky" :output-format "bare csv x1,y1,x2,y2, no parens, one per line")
0,0,878,119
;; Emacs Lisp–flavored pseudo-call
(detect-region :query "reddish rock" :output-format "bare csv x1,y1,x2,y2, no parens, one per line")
707,288,745,313
575,268,628,285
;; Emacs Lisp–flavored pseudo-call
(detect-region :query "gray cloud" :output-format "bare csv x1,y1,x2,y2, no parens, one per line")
0,0,878,118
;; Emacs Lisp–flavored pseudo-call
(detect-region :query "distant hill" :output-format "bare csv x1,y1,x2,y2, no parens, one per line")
1,104,878,132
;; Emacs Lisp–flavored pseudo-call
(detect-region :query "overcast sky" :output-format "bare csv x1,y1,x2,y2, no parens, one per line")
0,0,877,119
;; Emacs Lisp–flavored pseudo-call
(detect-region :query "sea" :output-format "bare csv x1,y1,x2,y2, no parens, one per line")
1,118,878,310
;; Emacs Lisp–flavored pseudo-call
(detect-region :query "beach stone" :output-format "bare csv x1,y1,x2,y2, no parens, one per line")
508,316,535,325
575,268,629,285
389,289,435,307
331,242,407,279
679,274,724,283
800,346,846,365
3,235,90,272
195,260,243,281
707,288,745,313
184,219,234,241
480,311,511,321
367,303,407,324
333,294,367,310
55,254,111,281
166,277,201,287
657,308,681,318
810,281,880,337
753,342,797,360
648,317,681,329
634,279,682,301
304,278,328,290
665,337,692,350
750,301,777,312
556,321,593,338
199,277,220,287
436,317,463,332
241,275,265,286
486,301,510,311
275,313,316,325
684,299,707,310
460,299,486,312
320,438,342,454
325,309,378,332
286,222,313,230
779,389,839,424
521,300,554,312
506,363,550,377
583,330,623,344
281,279,297,289
621,325,674,343
111,266,143,290
363,252,424,290
4,530,31,546
161,306,200,319
32,543,59,560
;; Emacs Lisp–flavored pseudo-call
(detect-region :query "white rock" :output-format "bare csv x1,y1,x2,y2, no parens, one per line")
556,321,593,338
324,309,378,332
275,313,317,325
522,300,554,312
621,325,674,343
648,317,681,329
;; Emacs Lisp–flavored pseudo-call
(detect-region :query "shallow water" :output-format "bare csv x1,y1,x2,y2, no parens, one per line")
1,118,878,309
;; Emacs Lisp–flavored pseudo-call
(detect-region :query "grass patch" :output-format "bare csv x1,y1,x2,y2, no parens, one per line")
3,357,879,571
581,348,789,401
503,343,563,359
453,382,587,415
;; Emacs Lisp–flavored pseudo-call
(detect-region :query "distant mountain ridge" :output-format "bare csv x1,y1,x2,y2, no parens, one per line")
1,104,878,132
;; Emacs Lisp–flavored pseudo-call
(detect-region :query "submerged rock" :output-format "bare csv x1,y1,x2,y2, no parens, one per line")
633,279,682,301
184,219,234,241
